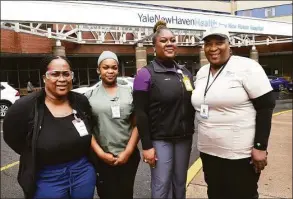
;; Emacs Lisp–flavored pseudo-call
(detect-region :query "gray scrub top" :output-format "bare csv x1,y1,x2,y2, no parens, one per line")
85,84,134,155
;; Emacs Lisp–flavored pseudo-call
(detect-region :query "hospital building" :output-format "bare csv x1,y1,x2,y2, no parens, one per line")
1,1,292,93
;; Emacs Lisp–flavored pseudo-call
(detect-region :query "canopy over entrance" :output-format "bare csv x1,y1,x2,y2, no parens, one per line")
1,1,292,46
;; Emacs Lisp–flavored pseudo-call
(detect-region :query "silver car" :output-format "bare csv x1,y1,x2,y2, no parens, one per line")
71,77,134,94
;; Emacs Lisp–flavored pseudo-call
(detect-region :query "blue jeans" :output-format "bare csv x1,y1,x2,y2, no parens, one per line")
34,157,96,199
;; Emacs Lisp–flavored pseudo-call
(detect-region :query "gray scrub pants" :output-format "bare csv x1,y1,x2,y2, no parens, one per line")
151,138,192,199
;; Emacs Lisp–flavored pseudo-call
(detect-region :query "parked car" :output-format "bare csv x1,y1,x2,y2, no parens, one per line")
71,77,134,94
267,76,289,91
0,82,20,118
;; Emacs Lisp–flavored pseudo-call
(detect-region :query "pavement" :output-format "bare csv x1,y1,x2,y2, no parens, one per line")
186,110,292,199
0,117,199,198
0,100,291,198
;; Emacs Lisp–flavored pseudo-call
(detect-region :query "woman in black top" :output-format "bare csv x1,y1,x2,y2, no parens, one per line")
3,56,96,199
133,21,195,198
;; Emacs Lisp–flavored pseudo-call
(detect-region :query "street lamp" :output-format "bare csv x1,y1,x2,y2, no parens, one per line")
56,40,61,47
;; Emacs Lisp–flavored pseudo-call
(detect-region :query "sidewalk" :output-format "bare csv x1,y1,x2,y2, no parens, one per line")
187,111,292,199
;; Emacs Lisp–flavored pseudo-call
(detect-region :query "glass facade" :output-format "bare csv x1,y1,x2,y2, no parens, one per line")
236,4,292,18
0,55,201,94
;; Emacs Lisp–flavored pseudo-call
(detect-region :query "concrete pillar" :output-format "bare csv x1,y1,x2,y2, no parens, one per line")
52,46,66,57
135,43,147,71
200,46,209,67
230,0,237,15
52,40,66,56
250,46,259,63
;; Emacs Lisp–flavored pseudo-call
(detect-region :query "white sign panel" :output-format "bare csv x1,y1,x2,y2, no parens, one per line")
1,1,292,36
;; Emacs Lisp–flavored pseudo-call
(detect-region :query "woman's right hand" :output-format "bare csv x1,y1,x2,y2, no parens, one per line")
142,148,158,168
91,137,118,166
101,152,118,166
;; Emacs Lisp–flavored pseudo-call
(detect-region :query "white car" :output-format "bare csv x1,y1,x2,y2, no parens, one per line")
0,82,20,118
72,77,134,94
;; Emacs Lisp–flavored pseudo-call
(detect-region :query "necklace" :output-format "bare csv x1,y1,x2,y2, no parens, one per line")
53,111,73,117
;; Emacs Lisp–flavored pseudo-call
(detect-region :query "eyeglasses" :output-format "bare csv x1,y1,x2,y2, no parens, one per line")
45,70,74,81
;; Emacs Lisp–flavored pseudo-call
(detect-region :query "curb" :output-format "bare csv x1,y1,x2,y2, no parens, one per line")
186,109,293,187
186,158,202,187
276,99,292,104
272,109,292,116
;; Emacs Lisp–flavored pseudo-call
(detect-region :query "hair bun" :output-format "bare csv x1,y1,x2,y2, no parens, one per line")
153,20,167,33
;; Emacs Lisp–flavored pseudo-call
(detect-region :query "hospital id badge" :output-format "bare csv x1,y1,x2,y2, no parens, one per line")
200,104,209,119
72,120,89,137
183,76,193,91
111,105,120,118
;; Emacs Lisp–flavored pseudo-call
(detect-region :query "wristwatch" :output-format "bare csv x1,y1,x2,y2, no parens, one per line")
254,142,267,151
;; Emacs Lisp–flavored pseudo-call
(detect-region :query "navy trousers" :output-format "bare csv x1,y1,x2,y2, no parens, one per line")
151,139,192,199
34,157,96,199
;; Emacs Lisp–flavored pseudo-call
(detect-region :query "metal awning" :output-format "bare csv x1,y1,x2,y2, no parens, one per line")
1,1,292,47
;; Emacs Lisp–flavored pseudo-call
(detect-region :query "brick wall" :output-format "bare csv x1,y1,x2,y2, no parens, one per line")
232,42,293,55
1,29,54,54
1,29,22,53
1,29,292,56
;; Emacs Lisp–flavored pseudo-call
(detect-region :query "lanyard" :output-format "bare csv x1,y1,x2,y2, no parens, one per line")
204,58,230,99
72,109,81,121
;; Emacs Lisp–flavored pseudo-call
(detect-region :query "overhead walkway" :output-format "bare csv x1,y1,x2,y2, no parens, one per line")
1,1,292,47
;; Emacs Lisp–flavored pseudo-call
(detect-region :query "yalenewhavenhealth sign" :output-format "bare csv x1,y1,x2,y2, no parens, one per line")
137,13,265,32
1,1,292,36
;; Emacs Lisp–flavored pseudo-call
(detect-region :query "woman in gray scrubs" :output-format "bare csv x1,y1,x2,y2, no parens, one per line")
85,51,140,199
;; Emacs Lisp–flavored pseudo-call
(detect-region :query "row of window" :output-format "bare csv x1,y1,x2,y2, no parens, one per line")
110,1,291,19
110,0,231,15
236,4,292,18
0,56,199,90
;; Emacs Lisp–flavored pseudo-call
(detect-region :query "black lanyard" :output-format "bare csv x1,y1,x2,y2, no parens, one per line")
204,59,230,99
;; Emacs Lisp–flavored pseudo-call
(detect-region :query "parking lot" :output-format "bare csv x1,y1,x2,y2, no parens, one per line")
0,90,292,198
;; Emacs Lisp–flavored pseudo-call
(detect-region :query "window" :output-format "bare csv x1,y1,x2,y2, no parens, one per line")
265,7,276,17
242,10,252,17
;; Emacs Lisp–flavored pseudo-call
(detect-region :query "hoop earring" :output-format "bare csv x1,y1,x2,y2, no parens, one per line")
154,49,156,56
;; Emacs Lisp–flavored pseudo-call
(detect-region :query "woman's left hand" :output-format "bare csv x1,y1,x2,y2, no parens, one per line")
251,148,268,173
115,150,131,165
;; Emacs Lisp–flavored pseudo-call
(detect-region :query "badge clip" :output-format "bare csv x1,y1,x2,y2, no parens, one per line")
72,109,81,122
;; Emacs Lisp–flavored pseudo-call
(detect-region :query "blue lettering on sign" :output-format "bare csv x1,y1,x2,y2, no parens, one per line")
137,13,265,33
228,23,237,29
238,24,249,30
250,25,264,31
137,13,218,28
